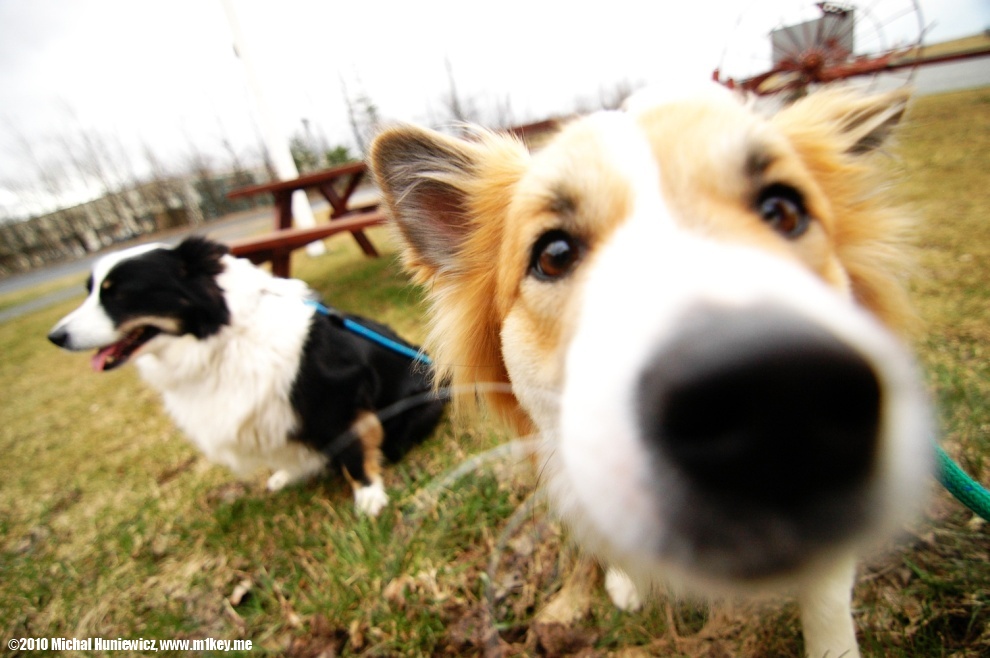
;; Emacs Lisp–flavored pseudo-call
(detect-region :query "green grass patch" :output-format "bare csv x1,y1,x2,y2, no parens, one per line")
1,88,989,657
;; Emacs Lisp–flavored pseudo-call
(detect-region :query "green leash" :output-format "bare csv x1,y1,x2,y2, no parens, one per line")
937,444,990,521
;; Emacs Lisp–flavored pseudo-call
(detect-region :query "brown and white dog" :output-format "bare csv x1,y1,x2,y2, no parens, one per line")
370,84,933,657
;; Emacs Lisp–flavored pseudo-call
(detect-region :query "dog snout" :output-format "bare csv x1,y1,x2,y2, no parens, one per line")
638,304,882,505
48,326,70,348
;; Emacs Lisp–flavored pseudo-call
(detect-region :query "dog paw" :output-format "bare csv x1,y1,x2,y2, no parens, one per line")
354,480,389,517
266,470,294,491
605,567,643,612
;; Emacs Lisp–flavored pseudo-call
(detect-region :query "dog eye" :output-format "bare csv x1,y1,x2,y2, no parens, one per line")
757,184,810,239
99,278,123,299
530,230,581,281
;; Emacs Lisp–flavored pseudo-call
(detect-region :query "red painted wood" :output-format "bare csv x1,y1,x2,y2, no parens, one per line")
228,210,386,276
225,161,382,276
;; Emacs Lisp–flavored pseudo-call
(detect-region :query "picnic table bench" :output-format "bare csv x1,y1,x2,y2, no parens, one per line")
226,161,386,277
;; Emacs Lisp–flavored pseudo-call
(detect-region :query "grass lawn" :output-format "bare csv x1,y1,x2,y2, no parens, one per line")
1,87,988,657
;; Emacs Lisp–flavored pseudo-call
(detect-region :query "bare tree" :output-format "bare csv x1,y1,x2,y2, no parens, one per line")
570,79,642,115
50,103,146,237
108,132,162,233
253,137,278,181
488,93,517,129
598,79,641,111
341,75,363,154
211,113,242,173
139,141,193,230
0,173,45,220
289,133,320,173
440,57,479,125
1,117,72,215
215,118,259,211
340,73,381,156
182,130,227,221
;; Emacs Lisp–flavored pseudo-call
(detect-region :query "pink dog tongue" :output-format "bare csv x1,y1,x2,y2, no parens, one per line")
91,344,120,372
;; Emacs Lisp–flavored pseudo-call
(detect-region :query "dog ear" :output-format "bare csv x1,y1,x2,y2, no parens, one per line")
174,236,229,279
369,126,533,433
369,126,527,277
781,88,910,155
833,89,909,154
173,237,230,338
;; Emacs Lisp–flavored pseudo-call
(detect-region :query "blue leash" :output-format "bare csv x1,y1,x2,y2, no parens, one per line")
305,299,433,365
303,299,440,463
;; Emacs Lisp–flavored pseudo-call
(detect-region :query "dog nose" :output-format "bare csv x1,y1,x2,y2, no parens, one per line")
48,327,69,348
638,305,881,504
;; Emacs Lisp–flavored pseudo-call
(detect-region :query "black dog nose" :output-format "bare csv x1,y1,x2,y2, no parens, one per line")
48,328,69,348
638,305,881,504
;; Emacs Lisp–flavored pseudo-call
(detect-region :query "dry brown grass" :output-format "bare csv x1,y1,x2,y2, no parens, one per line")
0,88,988,657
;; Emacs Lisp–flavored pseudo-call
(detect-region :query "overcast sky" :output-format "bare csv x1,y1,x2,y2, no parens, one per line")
0,0,987,216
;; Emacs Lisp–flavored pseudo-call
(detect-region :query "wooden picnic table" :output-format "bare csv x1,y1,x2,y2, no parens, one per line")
226,161,385,277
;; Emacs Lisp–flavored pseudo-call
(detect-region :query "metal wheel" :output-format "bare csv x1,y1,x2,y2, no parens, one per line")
714,1,925,97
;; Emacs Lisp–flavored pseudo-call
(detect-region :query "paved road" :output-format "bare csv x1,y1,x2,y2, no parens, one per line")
874,54,990,95
0,207,273,295
0,207,276,324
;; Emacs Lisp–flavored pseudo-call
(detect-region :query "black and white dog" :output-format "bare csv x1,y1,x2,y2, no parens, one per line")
48,237,446,515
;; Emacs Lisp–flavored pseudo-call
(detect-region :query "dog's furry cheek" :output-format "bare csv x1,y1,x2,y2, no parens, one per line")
821,253,853,297
500,308,568,432
789,226,853,296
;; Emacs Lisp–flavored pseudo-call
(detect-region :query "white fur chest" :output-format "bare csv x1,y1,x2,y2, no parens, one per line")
135,258,316,473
